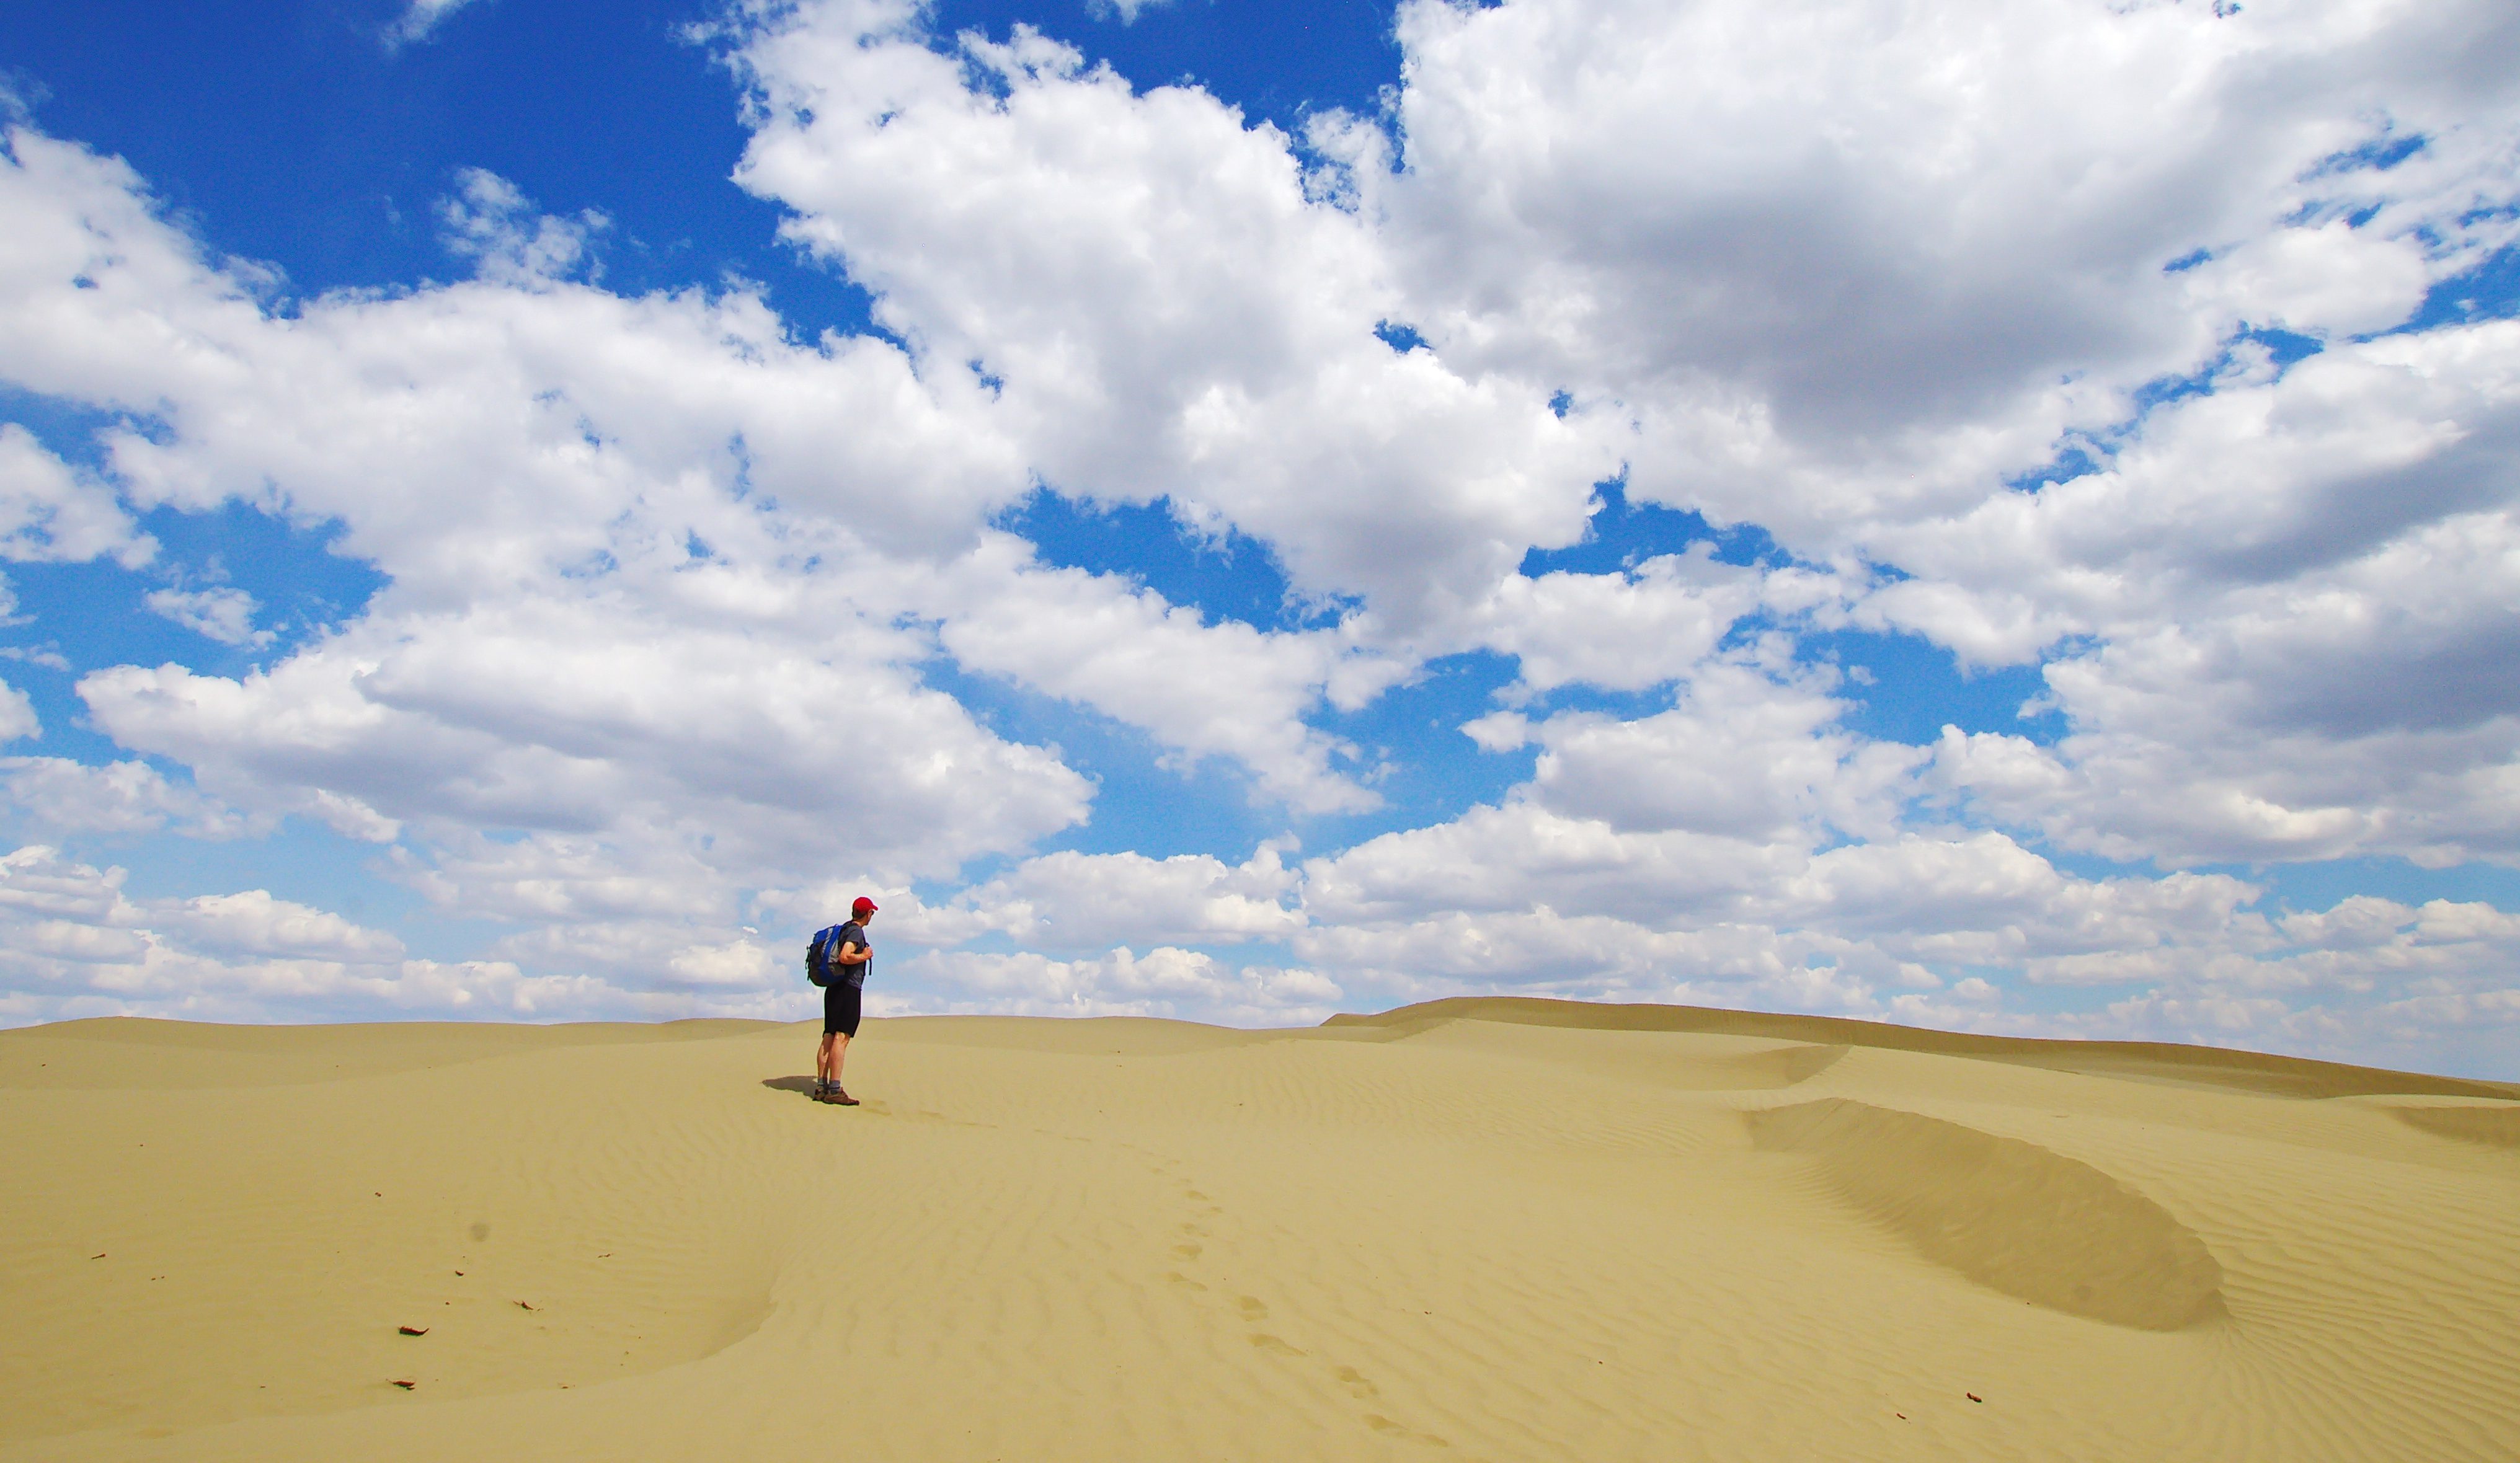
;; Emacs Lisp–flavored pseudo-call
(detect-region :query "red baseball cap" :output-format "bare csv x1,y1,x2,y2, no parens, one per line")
852,896,879,915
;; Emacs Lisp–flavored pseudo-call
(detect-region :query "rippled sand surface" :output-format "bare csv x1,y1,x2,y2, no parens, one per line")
5,999,2517,1461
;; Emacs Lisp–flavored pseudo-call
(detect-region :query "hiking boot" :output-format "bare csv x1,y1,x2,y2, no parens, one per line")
824,1086,861,1107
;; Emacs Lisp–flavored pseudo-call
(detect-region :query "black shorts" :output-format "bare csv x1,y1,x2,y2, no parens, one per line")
823,982,863,1038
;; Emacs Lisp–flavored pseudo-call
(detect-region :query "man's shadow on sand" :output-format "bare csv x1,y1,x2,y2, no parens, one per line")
761,1076,820,1096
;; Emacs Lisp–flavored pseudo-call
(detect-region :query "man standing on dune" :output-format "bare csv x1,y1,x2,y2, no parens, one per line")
815,896,876,1106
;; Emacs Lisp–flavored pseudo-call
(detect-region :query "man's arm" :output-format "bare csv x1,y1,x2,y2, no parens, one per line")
837,941,869,966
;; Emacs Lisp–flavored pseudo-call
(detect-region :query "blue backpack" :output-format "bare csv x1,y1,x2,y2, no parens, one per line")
805,925,845,988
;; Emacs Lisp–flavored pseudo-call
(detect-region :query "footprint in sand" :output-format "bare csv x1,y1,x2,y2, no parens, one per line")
1202,1272,1431,1444
1362,1413,1450,1447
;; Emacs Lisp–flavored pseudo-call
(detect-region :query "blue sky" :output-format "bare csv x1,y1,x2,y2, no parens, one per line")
2,0,2519,1077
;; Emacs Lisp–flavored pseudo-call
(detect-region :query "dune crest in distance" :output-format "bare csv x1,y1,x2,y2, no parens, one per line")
5,999,2518,1461
2390,1101,2520,1149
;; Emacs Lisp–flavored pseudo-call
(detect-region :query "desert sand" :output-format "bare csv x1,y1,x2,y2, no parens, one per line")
4,997,2518,1461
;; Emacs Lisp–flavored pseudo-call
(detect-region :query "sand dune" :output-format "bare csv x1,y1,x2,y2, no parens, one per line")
4,1000,2516,1461
1744,1097,2224,1332
2389,1100,2520,1149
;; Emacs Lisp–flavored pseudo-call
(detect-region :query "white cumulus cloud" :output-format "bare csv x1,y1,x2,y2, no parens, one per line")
0,0,2513,1073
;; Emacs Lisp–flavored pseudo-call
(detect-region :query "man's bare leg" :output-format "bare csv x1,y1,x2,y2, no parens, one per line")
827,1032,850,1092
816,1032,836,1089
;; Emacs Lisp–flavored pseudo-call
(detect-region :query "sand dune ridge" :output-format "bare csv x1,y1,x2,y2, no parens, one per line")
1746,1097,2226,1331
1327,996,2520,1100
2389,1101,2520,1149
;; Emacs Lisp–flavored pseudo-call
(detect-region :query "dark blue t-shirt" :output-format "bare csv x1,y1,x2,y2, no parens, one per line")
833,921,871,990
